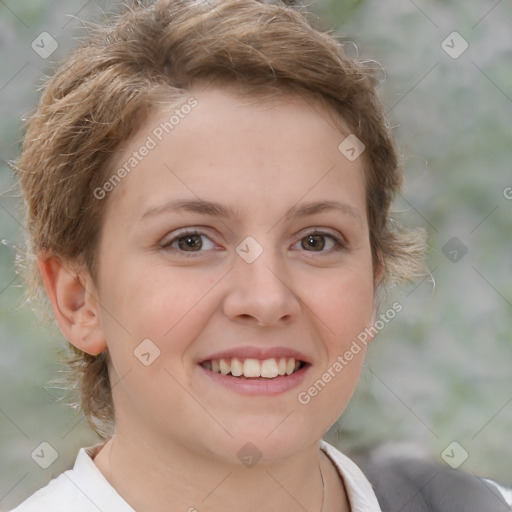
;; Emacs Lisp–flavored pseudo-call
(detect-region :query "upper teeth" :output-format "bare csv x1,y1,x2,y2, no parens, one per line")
201,357,301,378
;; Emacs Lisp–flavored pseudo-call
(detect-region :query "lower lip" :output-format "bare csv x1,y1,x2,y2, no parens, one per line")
197,364,310,396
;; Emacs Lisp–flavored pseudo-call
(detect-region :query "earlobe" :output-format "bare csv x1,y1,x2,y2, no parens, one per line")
37,254,107,355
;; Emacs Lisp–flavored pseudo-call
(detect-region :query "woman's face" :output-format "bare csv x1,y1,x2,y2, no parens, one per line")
93,86,377,463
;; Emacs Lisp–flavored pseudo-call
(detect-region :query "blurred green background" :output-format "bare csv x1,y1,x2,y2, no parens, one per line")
0,0,511,509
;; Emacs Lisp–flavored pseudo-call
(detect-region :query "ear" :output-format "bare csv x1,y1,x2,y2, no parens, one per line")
37,253,107,355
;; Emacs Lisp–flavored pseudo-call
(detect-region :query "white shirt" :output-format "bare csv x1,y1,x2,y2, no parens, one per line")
9,440,382,512
484,479,512,509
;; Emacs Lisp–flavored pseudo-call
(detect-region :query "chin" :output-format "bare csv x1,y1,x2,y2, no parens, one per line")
206,422,321,466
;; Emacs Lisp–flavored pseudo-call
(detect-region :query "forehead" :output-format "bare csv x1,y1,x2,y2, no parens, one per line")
103,85,367,226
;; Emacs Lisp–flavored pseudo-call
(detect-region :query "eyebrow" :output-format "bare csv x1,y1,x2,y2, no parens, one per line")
141,199,362,226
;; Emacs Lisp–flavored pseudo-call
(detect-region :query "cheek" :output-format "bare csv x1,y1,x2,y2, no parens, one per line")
305,264,375,342
97,260,218,358
298,265,374,411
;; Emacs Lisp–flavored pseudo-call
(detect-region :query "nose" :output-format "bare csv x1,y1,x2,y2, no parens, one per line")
222,246,301,327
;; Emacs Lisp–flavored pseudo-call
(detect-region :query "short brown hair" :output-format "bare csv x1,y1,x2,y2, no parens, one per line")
14,0,426,438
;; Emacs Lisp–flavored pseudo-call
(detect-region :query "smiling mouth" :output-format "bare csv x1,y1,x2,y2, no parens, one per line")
200,357,307,379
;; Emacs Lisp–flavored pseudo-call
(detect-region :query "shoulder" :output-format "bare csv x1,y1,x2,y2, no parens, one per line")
353,445,511,512
320,440,383,511
8,471,88,512
8,446,134,512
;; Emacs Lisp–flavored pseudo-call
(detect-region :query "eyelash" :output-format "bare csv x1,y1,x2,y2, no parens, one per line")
160,229,347,257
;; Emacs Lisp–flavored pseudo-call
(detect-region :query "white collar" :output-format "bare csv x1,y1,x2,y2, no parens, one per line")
68,440,382,511
320,440,382,511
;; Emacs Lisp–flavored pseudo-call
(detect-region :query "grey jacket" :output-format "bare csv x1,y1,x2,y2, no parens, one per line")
356,451,511,511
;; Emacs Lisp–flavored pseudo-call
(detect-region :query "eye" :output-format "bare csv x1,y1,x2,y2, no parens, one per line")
160,230,216,256
292,231,346,254
160,228,346,257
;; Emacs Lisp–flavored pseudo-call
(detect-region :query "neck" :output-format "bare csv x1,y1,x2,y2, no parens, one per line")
93,429,334,512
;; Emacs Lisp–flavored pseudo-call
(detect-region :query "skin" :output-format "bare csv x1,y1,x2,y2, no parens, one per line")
39,85,381,512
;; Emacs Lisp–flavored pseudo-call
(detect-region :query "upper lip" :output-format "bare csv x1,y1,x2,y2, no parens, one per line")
197,346,312,365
